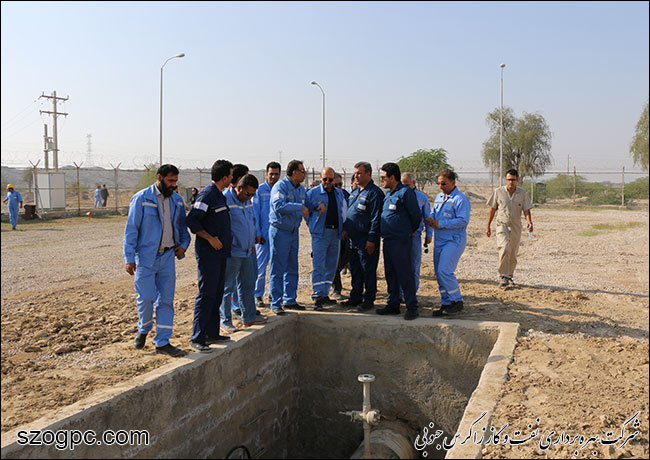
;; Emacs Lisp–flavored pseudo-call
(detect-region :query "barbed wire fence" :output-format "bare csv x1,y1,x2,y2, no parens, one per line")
1,162,648,218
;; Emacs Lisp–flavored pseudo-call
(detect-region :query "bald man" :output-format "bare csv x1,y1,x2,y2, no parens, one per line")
306,167,346,310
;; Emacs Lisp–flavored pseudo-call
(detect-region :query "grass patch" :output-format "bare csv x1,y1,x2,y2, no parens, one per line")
579,222,643,236
592,222,643,231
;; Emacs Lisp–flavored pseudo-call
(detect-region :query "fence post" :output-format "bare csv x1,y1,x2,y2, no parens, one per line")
110,163,121,211
573,166,577,204
73,161,83,215
29,160,41,213
621,166,625,207
531,176,535,204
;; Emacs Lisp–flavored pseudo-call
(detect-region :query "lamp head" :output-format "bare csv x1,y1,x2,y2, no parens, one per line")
500,63,506,68
177,53,185,58
311,81,317,85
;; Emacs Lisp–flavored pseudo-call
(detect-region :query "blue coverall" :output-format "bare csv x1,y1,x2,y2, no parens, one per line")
220,187,258,326
5,189,23,228
430,187,471,306
186,183,232,344
252,180,272,298
94,188,102,208
268,177,317,311
381,182,422,311
306,184,346,299
401,187,433,296
342,180,383,303
123,185,191,347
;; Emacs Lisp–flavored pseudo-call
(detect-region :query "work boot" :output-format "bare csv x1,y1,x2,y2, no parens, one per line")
356,301,374,312
273,307,286,316
331,290,343,301
499,276,509,287
206,335,231,345
341,298,362,308
404,309,419,321
284,303,306,311
446,301,464,314
155,343,186,357
220,324,236,335
376,305,400,315
190,342,213,353
255,297,265,308
133,332,147,350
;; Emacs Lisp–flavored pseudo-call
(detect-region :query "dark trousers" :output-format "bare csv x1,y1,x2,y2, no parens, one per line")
383,237,417,310
192,253,227,344
348,236,380,303
332,239,349,293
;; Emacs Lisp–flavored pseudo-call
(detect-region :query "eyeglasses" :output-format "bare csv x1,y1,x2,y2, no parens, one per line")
321,177,334,183
438,182,448,186
506,178,518,182
297,169,306,173
244,190,255,197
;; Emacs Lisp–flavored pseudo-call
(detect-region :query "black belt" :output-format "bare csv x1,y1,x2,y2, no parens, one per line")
158,246,173,253
324,224,338,229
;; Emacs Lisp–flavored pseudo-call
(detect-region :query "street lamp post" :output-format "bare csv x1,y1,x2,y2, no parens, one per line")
311,81,326,168
159,53,185,166
499,63,506,186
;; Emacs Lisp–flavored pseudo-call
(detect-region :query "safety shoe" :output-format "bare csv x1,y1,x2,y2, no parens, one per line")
206,335,231,345
356,301,374,312
155,343,186,357
284,303,306,311
341,298,362,308
446,301,464,314
255,297,265,308
220,324,236,335
314,296,335,308
376,306,400,315
133,332,147,350
499,277,509,287
273,308,286,316
404,309,419,321
244,315,268,327
190,342,213,353
507,277,516,286
331,291,343,301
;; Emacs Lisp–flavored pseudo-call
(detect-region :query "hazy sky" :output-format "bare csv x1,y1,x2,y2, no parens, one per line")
1,1,648,174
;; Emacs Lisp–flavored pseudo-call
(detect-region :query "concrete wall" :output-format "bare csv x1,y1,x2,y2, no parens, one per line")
2,315,517,459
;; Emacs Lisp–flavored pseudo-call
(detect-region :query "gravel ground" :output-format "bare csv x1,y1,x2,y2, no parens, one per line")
1,203,648,458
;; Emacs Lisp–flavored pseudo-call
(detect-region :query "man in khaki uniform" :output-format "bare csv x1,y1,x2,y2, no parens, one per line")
485,169,533,287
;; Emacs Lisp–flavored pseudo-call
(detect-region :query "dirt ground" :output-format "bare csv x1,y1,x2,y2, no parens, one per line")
1,204,648,459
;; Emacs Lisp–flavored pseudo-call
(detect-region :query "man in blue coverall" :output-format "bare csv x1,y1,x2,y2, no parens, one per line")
268,160,325,315
123,164,191,357
220,174,268,333
186,160,234,353
252,161,282,308
227,164,249,317
306,167,346,310
426,169,471,316
94,185,103,208
332,172,350,300
401,172,433,296
377,162,422,320
4,184,23,230
340,162,383,311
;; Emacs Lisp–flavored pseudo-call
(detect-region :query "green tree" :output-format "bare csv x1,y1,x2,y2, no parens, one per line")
630,99,649,171
397,148,451,189
136,163,160,192
482,107,553,180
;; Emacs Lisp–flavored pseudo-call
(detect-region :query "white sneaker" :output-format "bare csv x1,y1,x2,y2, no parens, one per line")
220,324,236,334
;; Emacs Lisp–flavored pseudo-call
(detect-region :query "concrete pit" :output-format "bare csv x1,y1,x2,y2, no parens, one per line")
1,314,518,459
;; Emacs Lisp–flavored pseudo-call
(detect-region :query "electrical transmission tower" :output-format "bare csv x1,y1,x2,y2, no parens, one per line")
39,91,69,171
86,134,93,167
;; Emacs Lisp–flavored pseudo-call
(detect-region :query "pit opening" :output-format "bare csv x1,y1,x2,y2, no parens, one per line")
1,314,518,459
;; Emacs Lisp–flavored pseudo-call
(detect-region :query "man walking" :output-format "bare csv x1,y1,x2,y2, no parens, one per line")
219,174,267,334
426,170,471,316
101,184,110,207
94,185,102,208
4,184,23,230
377,163,422,320
123,164,191,357
252,161,281,308
268,160,324,315
485,169,533,287
340,162,383,311
401,172,433,296
186,160,234,352
306,167,346,310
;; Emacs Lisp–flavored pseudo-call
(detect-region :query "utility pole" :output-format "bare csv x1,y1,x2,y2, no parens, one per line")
39,91,69,171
